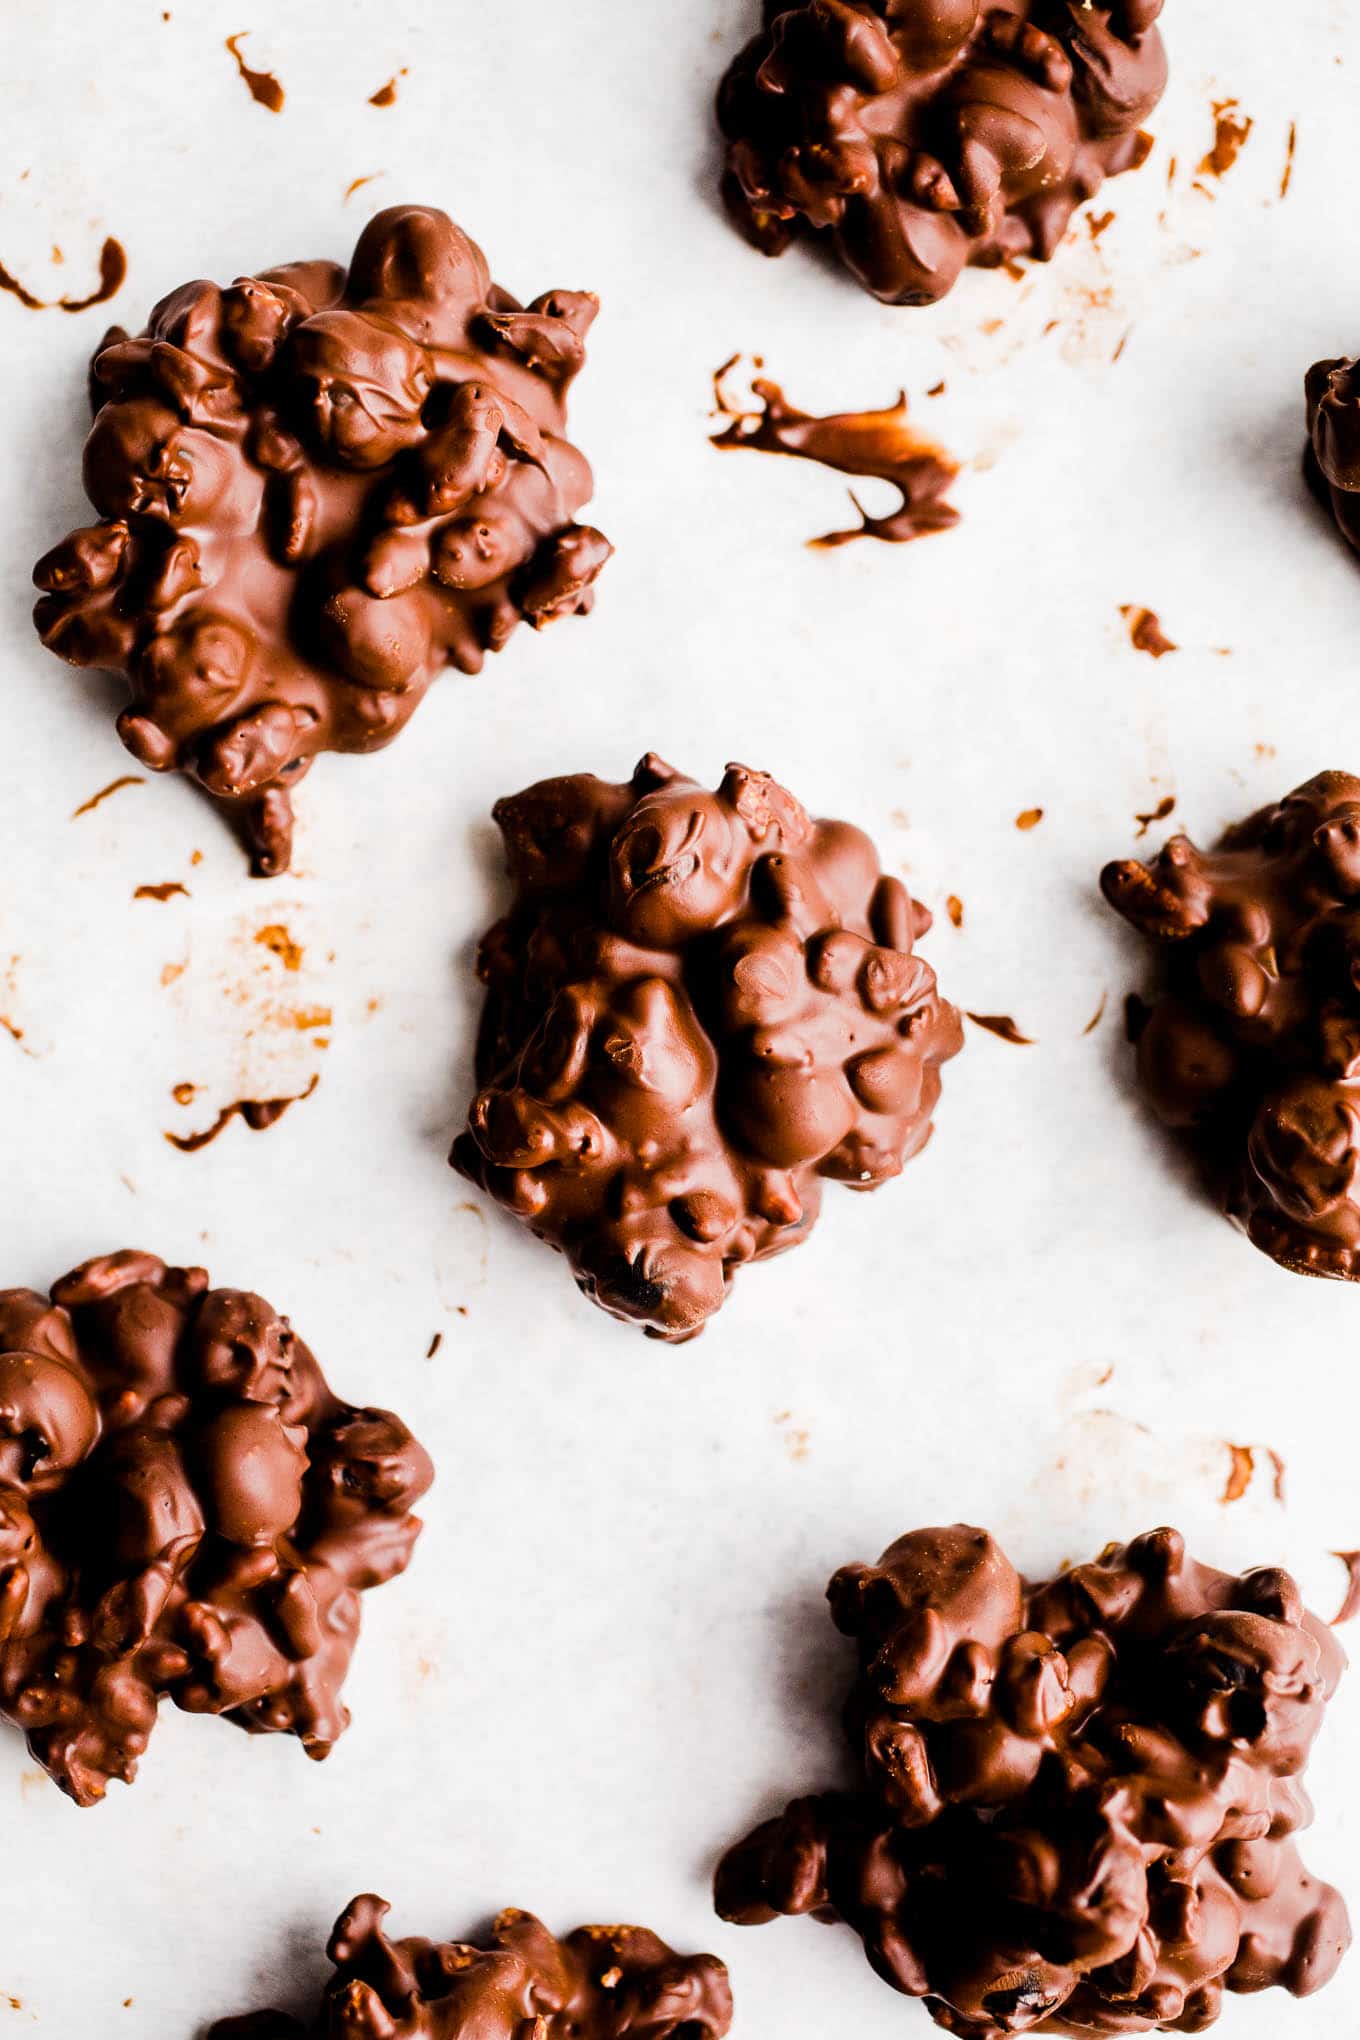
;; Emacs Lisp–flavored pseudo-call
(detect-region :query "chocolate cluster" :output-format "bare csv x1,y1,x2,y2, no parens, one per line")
206,1895,733,2038
452,755,962,1339
716,1524,1350,2034
32,205,610,874
717,0,1167,305
0,1250,432,1804
1103,773,1360,1280
1306,355,1360,557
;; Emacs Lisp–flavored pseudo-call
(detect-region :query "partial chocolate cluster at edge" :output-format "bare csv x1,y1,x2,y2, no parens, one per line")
452,755,962,1338
33,205,610,874
716,1524,1350,2035
0,1250,432,1804
717,0,1167,305
207,1895,733,2039
1103,772,1360,1280
1306,354,1360,556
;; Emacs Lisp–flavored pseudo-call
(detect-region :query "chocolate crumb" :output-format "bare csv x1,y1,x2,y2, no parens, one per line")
1015,808,1043,831
945,895,964,928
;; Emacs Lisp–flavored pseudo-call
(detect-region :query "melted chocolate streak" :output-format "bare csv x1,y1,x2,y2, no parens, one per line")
0,238,126,314
166,1072,318,1152
225,32,285,112
711,362,960,548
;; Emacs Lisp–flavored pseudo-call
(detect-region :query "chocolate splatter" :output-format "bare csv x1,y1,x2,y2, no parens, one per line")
966,1012,1034,1046
1222,1443,1254,1504
255,924,303,971
343,173,383,203
0,238,126,315
1121,606,1178,658
368,69,407,107
1266,1449,1286,1504
133,882,189,902
1083,991,1108,1036
425,1332,443,1359
945,895,964,929
1015,808,1044,832
1332,1551,1360,1627
165,1073,318,1153
1134,795,1176,838
1087,211,1116,242
171,1082,198,1106
711,360,959,549
1,1017,27,1049
1199,99,1253,179
1281,121,1297,199
71,774,143,819
225,33,285,112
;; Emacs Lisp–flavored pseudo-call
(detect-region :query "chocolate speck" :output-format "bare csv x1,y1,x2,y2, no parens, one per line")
1120,606,1178,658
1221,1443,1254,1503
165,1072,319,1152
255,924,303,971
133,882,190,902
171,1082,198,1106
71,773,143,819
1199,98,1253,179
1281,121,1298,199
368,69,407,107
1083,991,1108,1036
1015,808,1044,832
1134,795,1176,838
1087,210,1116,242
344,173,383,203
945,895,964,929
966,1012,1034,1046
711,360,960,549
426,1331,443,1359
225,32,285,112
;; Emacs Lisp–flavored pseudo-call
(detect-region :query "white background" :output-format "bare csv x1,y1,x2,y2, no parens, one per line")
2,1,1359,2031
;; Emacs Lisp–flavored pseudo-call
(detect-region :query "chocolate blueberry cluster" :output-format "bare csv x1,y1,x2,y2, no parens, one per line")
32,204,610,874
1103,772,1360,1280
716,1524,1350,2034
452,755,962,1339
0,1250,432,1805
717,0,1167,305
207,1895,733,2039
1306,354,1360,557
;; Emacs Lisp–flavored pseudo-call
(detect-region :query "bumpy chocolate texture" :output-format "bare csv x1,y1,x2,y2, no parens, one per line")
206,1896,734,2039
1101,773,1360,1280
0,1250,432,1804
716,1525,1351,2034
32,205,610,874
717,1,1167,305
451,755,963,1339
1306,356,1360,557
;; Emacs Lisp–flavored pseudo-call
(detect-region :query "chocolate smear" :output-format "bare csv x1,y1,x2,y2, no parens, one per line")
1200,98,1253,179
965,1012,1033,1046
712,362,959,548
165,1072,319,1152
0,238,125,315
71,773,143,818
1121,606,1178,657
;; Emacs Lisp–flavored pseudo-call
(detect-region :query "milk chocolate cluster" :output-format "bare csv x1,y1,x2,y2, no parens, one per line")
1103,772,1360,1280
717,0,1167,305
1306,355,1360,557
206,1895,733,2038
0,1250,432,1804
452,755,962,1339
716,1524,1350,2034
32,205,610,874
